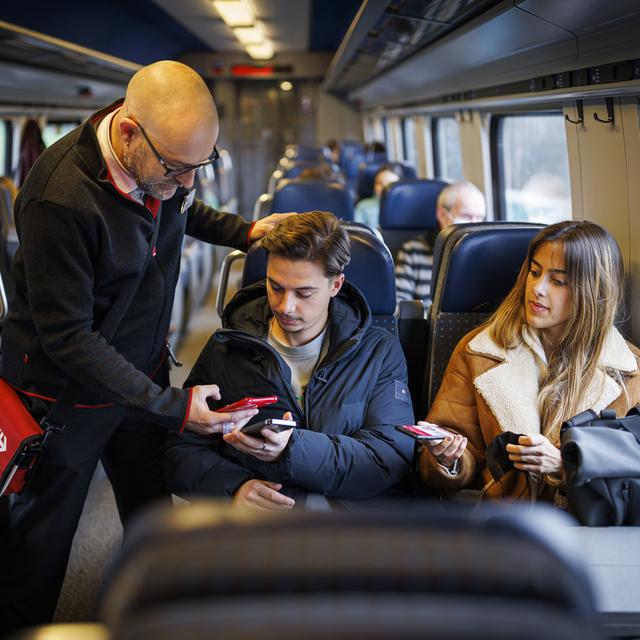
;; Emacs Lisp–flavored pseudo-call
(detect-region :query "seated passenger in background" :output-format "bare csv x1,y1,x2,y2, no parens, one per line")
326,139,340,165
395,181,486,303
163,211,414,510
298,165,336,181
353,165,400,229
418,220,640,503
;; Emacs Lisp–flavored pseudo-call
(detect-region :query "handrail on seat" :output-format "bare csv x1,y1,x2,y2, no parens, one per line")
215,250,246,320
0,272,8,321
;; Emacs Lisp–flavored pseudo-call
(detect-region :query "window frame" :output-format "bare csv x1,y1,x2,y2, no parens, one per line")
490,110,568,221
431,115,463,181
0,120,11,175
401,116,417,167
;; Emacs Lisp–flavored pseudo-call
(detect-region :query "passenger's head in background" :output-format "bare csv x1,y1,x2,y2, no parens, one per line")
374,166,400,199
367,141,386,154
326,139,340,164
489,220,624,436
435,181,487,229
298,165,335,181
260,211,351,347
114,60,219,200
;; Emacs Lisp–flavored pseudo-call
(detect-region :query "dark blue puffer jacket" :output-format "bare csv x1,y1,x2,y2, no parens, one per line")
163,280,415,503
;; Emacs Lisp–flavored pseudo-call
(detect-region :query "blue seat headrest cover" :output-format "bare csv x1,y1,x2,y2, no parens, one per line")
440,227,539,313
242,230,396,315
379,179,448,230
272,180,354,220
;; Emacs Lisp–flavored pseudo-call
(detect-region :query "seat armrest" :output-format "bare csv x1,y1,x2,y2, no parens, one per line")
397,299,425,319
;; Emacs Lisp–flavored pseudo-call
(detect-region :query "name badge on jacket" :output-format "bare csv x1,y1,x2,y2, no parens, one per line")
180,189,195,214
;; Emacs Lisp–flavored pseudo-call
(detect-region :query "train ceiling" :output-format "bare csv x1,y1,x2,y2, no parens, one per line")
0,0,361,66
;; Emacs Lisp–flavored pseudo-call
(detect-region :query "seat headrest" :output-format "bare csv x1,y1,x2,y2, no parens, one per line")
379,179,448,230
435,225,544,313
242,228,396,315
272,180,354,220
284,145,325,162
356,163,417,201
281,163,336,179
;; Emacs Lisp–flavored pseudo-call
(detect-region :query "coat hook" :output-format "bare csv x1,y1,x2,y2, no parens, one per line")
593,97,615,124
565,100,584,125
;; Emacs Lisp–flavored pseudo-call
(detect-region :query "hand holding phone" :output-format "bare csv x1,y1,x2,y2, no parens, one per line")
395,424,451,443
409,422,467,468
224,412,296,462
217,395,278,413
241,418,296,436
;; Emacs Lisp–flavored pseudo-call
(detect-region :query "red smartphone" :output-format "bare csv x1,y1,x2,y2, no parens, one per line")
395,424,452,442
216,396,278,413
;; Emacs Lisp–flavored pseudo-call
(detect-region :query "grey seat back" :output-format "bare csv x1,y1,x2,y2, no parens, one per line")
98,501,598,640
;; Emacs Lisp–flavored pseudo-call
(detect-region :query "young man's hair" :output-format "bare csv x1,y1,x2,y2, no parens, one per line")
260,211,351,278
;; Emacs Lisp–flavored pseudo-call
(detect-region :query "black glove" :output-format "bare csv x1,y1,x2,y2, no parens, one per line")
485,431,521,481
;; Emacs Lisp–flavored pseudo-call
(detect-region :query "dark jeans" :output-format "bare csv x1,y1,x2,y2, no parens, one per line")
0,383,171,634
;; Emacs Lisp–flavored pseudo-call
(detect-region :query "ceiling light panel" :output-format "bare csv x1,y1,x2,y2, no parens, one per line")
212,0,254,27
246,41,274,60
233,23,265,45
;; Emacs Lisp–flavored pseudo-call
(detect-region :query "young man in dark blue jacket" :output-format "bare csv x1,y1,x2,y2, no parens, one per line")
163,212,415,510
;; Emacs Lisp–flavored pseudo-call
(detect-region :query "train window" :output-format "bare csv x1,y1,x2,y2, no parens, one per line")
43,121,77,147
381,117,390,149
432,116,463,181
0,121,8,174
402,117,417,167
493,114,572,223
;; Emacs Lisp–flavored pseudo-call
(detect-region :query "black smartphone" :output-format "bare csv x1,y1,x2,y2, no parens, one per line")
241,418,296,437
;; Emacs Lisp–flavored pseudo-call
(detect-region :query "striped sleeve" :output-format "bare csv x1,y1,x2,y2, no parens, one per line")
395,238,434,302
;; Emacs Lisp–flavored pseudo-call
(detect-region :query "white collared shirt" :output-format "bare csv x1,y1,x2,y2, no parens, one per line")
96,108,145,204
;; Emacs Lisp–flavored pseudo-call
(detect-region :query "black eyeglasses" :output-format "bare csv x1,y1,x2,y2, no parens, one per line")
129,116,220,177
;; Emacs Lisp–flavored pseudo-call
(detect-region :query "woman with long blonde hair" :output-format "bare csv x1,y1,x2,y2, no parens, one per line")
419,220,640,502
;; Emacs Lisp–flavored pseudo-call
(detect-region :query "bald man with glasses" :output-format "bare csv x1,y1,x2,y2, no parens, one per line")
0,60,290,632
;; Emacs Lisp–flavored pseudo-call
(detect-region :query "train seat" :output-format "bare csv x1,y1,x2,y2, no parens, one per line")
356,162,417,201
284,144,327,162
423,222,544,410
90,500,597,640
379,179,448,259
337,139,364,171
281,162,340,180
268,162,342,194
271,179,354,220
240,226,397,335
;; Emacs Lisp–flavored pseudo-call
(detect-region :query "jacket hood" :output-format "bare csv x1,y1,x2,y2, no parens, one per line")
222,279,372,352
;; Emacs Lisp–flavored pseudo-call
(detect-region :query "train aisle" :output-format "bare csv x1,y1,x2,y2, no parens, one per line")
53,262,240,623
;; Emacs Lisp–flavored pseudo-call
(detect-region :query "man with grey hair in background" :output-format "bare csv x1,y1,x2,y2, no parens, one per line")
395,180,487,303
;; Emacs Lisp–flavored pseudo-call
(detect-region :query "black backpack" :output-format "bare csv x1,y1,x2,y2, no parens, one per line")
561,406,640,526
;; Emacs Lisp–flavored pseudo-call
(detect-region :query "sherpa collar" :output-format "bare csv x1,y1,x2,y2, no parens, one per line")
467,326,637,442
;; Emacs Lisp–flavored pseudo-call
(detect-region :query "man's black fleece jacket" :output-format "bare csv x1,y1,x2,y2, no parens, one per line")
0,101,252,430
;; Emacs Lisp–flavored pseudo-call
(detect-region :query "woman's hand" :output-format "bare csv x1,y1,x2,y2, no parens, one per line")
418,421,467,467
224,411,294,462
506,433,562,475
